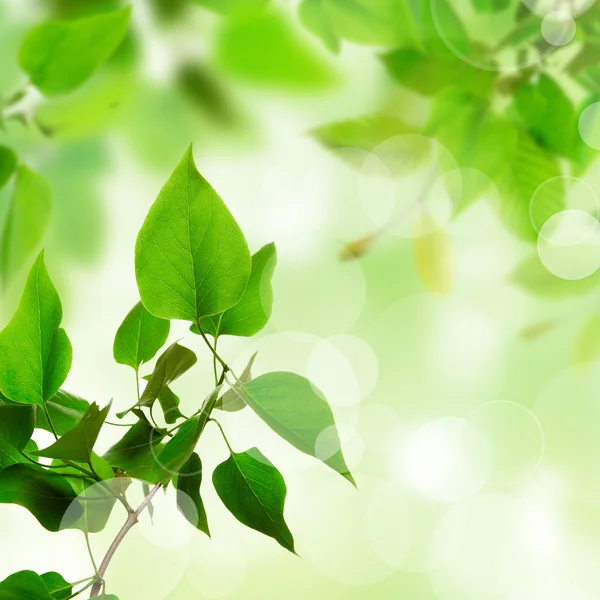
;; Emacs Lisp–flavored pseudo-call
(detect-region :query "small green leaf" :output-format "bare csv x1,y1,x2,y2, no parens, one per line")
0,146,17,191
0,571,55,600
215,351,257,412
0,464,82,531
135,145,251,324
2,165,52,285
18,7,131,95
113,301,170,371
237,372,354,485
40,572,72,600
139,342,197,408
176,452,209,536
155,385,184,424
0,252,72,405
213,448,295,552
36,390,90,436
103,419,165,472
199,243,277,338
35,402,111,464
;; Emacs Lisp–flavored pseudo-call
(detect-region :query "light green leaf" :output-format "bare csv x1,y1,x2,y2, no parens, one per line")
199,243,277,338
135,145,251,324
18,7,131,95
298,0,340,53
36,390,90,436
2,165,52,285
0,252,72,405
176,452,209,536
573,312,600,365
113,301,170,371
237,372,355,485
0,464,82,531
192,0,269,16
103,419,165,472
0,146,17,191
215,351,257,412
139,342,197,408
0,571,55,600
40,572,72,600
213,448,295,552
35,402,111,464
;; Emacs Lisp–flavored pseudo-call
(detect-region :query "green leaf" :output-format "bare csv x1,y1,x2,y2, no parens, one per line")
35,402,111,464
36,390,90,436
135,145,251,324
139,342,197,408
155,385,184,425
298,0,340,53
18,7,131,95
0,252,72,405
199,243,277,338
470,0,510,12
2,165,52,285
236,372,355,485
213,448,295,552
0,571,55,600
497,132,563,242
192,0,269,16
0,404,34,450
0,464,82,531
103,419,165,472
40,572,72,600
215,351,257,412
113,301,170,371
176,452,209,536
0,146,17,191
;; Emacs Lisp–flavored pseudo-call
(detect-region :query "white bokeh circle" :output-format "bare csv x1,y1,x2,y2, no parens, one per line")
541,11,577,45
579,102,600,150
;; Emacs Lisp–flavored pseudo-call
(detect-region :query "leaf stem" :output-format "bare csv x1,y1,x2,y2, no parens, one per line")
195,321,228,372
84,530,99,575
89,482,163,597
209,418,233,453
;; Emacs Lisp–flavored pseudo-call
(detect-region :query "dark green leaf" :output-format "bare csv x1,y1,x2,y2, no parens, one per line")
18,7,131,95
237,372,355,485
215,351,257,412
2,165,52,285
103,419,165,472
199,243,277,337
40,572,72,600
213,448,294,552
0,252,72,405
0,571,55,600
0,146,17,191
0,404,34,450
135,145,251,324
35,402,110,464
155,385,184,424
176,452,209,535
0,464,82,531
113,301,170,371
36,390,90,436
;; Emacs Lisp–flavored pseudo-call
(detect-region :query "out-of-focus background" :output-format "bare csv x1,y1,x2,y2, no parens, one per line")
4,0,600,598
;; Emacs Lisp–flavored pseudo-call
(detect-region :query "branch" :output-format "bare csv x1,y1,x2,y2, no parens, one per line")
89,483,162,597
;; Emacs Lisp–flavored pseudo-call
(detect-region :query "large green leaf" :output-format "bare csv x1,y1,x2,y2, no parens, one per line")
0,252,72,405
0,438,36,472
0,146,17,191
103,419,165,472
0,571,55,600
213,448,295,552
35,402,110,464
35,390,90,436
237,372,355,485
113,301,170,371
18,7,131,95
0,464,82,531
40,572,72,600
199,243,277,337
135,145,251,324
2,165,52,285
176,452,209,536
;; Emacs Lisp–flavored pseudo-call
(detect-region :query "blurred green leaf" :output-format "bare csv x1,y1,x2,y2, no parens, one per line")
192,0,269,17
104,419,165,472
215,351,257,412
0,464,82,531
113,301,170,372
214,9,334,89
176,452,209,536
0,253,72,405
0,147,17,191
135,145,251,324
471,0,511,11
35,402,110,464
2,165,51,285
199,243,276,338
237,372,355,485
298,0,340,52
19,7,131,95
36,390,90,436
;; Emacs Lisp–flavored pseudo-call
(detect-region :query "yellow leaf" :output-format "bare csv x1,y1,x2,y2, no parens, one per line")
339,230,381,261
